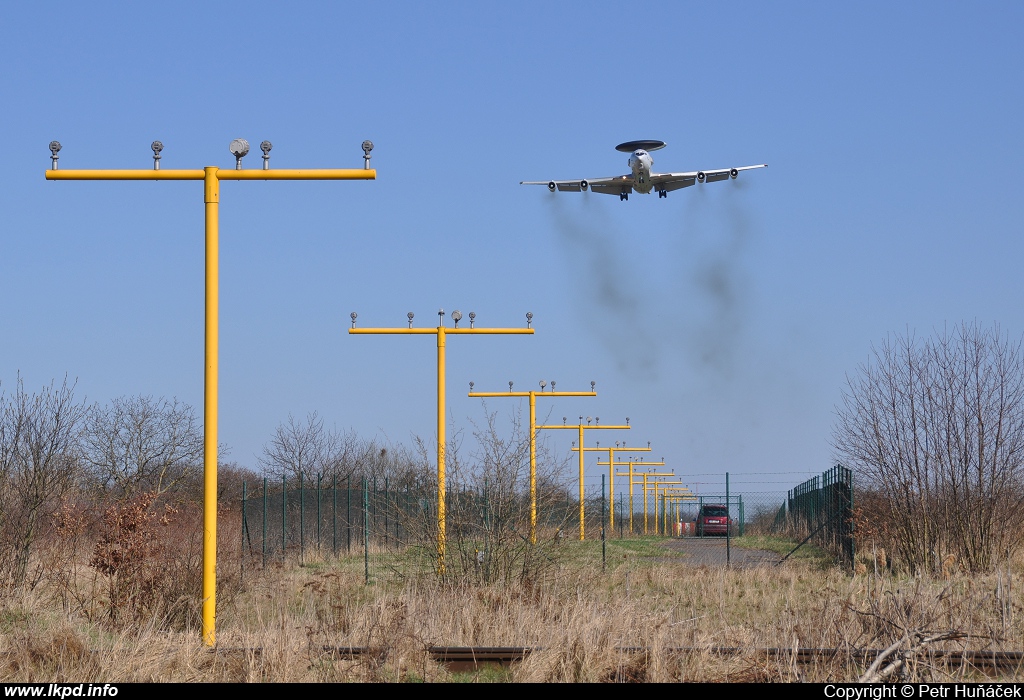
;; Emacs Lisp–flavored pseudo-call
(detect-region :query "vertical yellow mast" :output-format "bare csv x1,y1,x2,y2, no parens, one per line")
203,167,219,641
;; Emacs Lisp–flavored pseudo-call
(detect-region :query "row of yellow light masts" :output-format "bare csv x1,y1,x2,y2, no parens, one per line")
572,442,651,531
44,144,696,648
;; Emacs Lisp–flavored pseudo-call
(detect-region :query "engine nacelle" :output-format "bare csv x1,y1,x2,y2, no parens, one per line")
730,168,739,179
547,181,556,192
697,171,706,183
580,180,589,191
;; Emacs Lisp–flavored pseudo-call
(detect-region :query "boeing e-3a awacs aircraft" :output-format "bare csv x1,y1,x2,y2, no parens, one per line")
521,140,767,201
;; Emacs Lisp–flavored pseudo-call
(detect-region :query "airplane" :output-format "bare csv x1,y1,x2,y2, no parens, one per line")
521,140,767,201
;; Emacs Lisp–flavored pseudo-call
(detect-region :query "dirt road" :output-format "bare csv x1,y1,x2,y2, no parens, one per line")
660,537,780,568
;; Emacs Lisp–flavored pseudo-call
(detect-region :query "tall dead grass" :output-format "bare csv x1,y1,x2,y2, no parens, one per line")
1,535,1023,681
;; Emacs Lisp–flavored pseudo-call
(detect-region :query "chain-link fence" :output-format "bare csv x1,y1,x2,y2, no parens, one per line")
238,470,852,579
239,475,438,582
772,464,855,565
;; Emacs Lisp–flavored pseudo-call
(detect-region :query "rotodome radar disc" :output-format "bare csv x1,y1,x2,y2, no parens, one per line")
615,139,667,152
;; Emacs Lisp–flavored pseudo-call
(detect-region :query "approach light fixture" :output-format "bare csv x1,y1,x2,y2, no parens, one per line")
229,138,250,169
452,310,462,327
509,381,514,392
550,381,556,391
438,308,445,325
350,311,357,328
362,140,373,169
468,311,476,329
539,380,546,391
469,381,474,391
260,141,272,170
49,141,61,169
590,380,596,391
526,311,533,328
407,311,414,328
151,141,163,170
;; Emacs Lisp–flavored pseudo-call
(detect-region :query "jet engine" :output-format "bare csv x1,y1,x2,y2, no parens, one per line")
547,181,556,191
580,180,589,191
730,168,739,179
697,171,706,183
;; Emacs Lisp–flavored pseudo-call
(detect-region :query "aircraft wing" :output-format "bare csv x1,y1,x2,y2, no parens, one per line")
520,175,633,195
651,163,767,191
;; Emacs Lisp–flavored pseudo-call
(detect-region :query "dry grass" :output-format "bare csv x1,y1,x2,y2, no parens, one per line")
2,537,1023,682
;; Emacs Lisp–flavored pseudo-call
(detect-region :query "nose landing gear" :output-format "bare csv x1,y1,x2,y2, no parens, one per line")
658,189,667,199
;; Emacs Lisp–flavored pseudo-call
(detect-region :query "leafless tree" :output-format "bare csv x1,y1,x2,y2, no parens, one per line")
259,411,351,481
0,375,88,586
833,322,1024,573
82,395,203,499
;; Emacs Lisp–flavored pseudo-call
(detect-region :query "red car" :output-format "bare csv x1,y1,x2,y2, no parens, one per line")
695,504,731,536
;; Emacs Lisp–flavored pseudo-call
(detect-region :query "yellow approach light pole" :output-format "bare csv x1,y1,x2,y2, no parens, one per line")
536,416,630,540
349,310,533,572
44,139,376,647
468,380,595,544
611,458,667,533
573,440,651,531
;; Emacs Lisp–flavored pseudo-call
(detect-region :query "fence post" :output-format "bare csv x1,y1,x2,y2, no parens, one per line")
282,473,286,561
739,495,745,537
317,473,322,554
299,471,305,565
384,476,390,551
698,496,704,539
347,476,352,554
241,480,247,583
363,477,370,585
332,472,337,557
726,472,731,567
262,476,267,568
601,474,606,573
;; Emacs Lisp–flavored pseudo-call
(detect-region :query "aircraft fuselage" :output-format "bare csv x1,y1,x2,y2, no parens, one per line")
627,149,655,194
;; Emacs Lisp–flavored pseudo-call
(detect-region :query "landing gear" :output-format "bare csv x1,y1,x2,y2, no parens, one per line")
619,192,629,201
658,189,667,199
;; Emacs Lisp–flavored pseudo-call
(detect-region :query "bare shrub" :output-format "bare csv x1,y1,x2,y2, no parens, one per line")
834,322,1024,573
433,410,574,584
0,376,87,588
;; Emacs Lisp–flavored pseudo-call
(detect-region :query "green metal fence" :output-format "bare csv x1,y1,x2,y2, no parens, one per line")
775,464,855,565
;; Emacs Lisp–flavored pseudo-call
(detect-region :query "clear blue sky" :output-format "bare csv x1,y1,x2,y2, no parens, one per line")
3,3,1022,496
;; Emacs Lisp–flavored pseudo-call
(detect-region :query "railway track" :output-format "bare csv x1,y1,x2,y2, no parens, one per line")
317,645,1024,673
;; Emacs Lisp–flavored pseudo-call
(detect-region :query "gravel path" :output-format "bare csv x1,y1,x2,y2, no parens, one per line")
659,537,781,568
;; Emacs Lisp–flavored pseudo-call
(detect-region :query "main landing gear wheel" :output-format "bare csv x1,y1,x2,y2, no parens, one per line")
619,192,629,201
658,190,667,199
